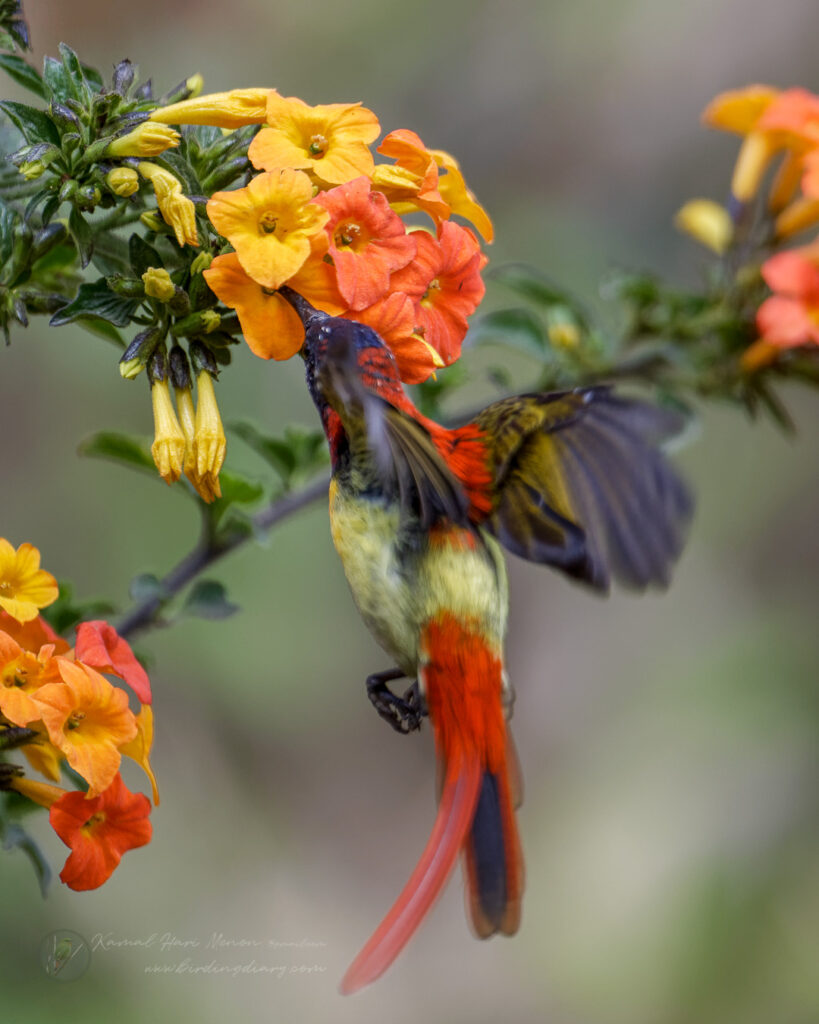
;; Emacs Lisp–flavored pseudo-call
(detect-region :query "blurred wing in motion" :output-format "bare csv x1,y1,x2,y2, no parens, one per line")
473,386,693,590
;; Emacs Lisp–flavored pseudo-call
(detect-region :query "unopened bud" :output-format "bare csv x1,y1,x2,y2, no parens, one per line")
19,160,45,180
112,59,136,96
674,198,733,254
106,166,140,197
171,309,221,337
107,273,146,298
106,121,180,158
119,325,164,379
140,210,164,233
142,267,176,302
190,250,213,275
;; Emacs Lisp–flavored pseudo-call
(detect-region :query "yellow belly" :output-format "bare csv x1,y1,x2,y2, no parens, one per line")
328,479,509,676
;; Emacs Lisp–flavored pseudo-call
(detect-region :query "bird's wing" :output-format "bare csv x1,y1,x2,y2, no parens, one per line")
319,337,471,530
473,386,692,590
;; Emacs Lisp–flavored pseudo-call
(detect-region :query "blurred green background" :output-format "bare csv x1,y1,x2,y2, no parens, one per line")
2,1,818,1021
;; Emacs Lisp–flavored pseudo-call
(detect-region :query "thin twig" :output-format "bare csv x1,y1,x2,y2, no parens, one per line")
116,472,330,639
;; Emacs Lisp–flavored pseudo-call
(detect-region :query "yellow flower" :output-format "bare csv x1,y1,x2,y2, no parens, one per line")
207,168,328,289
150,88,275,129
0,539,58,624
674,198,734,254
426,148,493,243
150,378,187,484
106,167,140,197
137,162,198,247
142,267,176,301
189,372,226,502
248,94,380,186
120,704,159,805
106,121,180,159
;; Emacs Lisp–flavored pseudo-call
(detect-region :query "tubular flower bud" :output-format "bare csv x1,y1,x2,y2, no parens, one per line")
190,250,213,275
150,378,187,484
106,121,180,158
8,776,65,809
187,371,226,502
106,166,140,197
142,267,176,301
774,197,819,239
18,160,45,180
149,88,274,129
137,162,198,247
674,198,733,254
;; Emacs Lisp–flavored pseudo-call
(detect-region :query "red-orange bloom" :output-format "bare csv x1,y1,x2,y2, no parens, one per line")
204,251,344,360
756,250,819,348
342,292,443,384
49,773,152,891
312,177,417,311
390,222,487,365
75,621,152,705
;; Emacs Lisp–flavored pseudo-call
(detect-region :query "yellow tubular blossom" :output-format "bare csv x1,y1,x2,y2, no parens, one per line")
674,198,734,254
149,88,275,129
774,197,819,239
142,267,176,301
106,122,180,158
150,379,186,484
106,166,140,197
137,162,198,247
8,776,66,808
187,372,226,503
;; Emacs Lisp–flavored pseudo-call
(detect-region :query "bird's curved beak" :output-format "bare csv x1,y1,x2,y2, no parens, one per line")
278,285,329,328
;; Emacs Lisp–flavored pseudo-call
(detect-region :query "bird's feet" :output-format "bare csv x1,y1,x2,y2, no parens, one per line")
366,669,425,734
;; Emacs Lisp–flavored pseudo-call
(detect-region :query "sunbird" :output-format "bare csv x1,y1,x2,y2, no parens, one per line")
280,286,691,994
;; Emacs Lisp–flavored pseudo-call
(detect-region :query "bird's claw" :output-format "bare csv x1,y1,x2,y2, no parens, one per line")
366,671,425,734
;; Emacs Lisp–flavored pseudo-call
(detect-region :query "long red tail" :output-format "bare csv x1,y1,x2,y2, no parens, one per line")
340,614,523,994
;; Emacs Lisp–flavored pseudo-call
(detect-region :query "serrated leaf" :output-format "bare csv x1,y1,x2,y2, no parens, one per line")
0,99,59,145
0,54,47,98
67,208,92,268
0,821,51,897
181,580,239,621
77,431,155,473
128,232,163,276
42,55,75,102
129,572,164,603
50,278,140,328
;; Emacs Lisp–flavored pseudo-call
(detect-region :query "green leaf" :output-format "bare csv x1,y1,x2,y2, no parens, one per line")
215,469,265,506
0,54,47,98
181,580,239,621
128,232,163,276
67,207,93,268
0,99,59,145
157,149,203,194
81,63,103,92
40,579,116,636
50,277,140,328
0,820,51,897
469,307,550,361
489,263,591,327
77,430,156,473
42,55,74,102
230,421,327,487
58,43,88,100
129,573,164,603
74,318,125,347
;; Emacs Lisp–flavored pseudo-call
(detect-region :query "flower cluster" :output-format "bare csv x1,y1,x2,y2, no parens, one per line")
0,538,155,891
151,90,492,383
678,85,819,369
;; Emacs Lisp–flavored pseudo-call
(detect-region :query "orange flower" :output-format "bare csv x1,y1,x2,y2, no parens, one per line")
428,147,494,243
249,94,380,186
0,630,60,726
120,705,159,806
0,609,68,655
205,251,342,359
75,621,152,705
207,169,329,289
33,659,137,797
49,773,152,891
342,292,444,384
390,222,487,365
312,177,417,311
0,539,58,624
373,130,450,224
